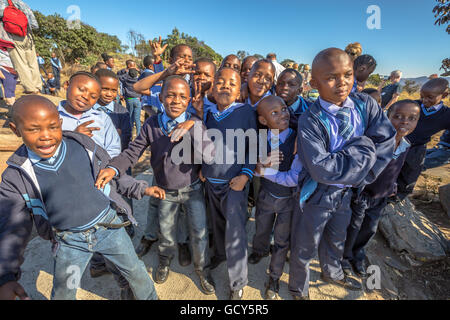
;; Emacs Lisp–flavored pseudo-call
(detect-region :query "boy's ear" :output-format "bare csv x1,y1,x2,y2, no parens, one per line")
9,122,20,137
310,78,318,90
258,115,268,126
442,90,449,99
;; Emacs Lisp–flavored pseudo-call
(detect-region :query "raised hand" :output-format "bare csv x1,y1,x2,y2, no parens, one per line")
149,36,168,59
169,120,195,143
191,81,205,118
75,120,100,138
166,58,196,77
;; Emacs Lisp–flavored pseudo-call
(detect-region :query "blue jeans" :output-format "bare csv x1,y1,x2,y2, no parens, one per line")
51,208,158,300
158,180,209,272
424,147,450,170
126,98,142,135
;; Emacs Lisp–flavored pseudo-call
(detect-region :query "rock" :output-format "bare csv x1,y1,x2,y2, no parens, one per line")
439,184,450,219
378,198,449,263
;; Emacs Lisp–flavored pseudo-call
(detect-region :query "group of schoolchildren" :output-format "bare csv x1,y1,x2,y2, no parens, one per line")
0,39,449,301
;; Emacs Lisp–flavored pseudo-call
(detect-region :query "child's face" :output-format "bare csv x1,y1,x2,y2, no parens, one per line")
311,55,354,106
66,76,101,115
212,69,241,109
248,62,275,99
11,106,63,159
106,58,115,69
258,98,290,132
355,65,376,83
222,56,241,72
420,87,448,108
276,72,302,106
241,57,257,84
99,76,119,105
193,62,215,94
171,46,193,67
127,61,136,69
388,103,420,139
48,73,54,80
161,79,191,119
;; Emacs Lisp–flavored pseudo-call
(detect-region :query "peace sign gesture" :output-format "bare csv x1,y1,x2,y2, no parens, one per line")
149,36,168,58
191,80,205,118
166,58,196,77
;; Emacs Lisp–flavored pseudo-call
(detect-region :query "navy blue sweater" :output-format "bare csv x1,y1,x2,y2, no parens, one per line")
202,103,258,181
119,73,142,99
109,113,213,190
34,138,110,231
101,102,132,151
407,101,450,146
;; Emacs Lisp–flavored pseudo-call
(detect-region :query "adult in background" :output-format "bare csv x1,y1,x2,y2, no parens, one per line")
0,49,18,106
0,0,41,94
379,70,403,110
51,52,62,89
36,52,46,75
266,53,285,83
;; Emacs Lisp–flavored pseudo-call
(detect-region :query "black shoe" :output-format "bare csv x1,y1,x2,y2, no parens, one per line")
178,243,192,267
120,286,136,300
90,265,111,278
135,237,158,258
352,261,367,279
248,252,268,265
292,294,310,300
342,266,354,277
320,274,362,291
264,278,279,300
209,255,226,270
230,288,244,300
197,271,216,295
155,259,171,284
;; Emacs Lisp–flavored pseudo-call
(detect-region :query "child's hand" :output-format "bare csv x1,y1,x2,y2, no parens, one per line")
95,168,117,190
75,120,101,138
191,81,205,118
260,151,284,169
149,36,168,61
255,163,264,175
199,170,206,182
145,186,166,200
166,58,196,77
229,175,249,192
0,281,30,300
169,120,195,143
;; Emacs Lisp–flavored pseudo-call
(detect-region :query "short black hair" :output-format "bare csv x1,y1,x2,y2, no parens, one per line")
95,68,119,80
101,53,113,63
170,44,192,60
91,62,107,73
354,54,377,70
279,68,303,85
143,55,155,68
422,77,449,94
250,59,276,76
161,75,190,96
387,99,420,117
126,59,135,67
69,71,101,86
195,57,217,73
361,88,379,95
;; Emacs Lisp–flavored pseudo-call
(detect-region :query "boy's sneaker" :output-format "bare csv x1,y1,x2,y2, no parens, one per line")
248,252,269,265
264,278,280,300
135,236,158,258
197,271,216,295
89,264,111,278
230,288,244,300
155,258,171,284
292,294,310,300
352,261,368,279
178,243,192,267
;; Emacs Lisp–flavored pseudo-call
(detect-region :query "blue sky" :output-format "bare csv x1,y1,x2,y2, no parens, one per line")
26,0,449,78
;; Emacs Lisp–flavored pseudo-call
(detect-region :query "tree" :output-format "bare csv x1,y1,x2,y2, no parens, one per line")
253,54,264,60
433,0,450,75
281,59,295,68
127,30,145,57
367,74,383,87
403,80,420,95
237,50,249,61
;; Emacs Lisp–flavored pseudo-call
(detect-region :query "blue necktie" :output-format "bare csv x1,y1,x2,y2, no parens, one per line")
166,119,178,133
97,106,110,114
336,107,355,141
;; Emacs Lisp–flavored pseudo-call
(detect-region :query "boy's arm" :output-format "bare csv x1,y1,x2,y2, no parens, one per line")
259,155,303,187
108,123,152,176
0,172,33,289
298,115,377,186
114,174,149,200
357,95,397,187
240,111,259,180
102,115,122,158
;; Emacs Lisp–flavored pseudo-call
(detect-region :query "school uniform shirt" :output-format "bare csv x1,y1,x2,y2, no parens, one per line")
51,57,62,70
288,96,312,130
58,101,121,158
407,101,450,147
37,56,45,66
46,78,57,89
93,101,132,151
247,91,272,109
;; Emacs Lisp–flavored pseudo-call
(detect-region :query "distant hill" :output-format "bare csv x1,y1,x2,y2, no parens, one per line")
396,76,450,87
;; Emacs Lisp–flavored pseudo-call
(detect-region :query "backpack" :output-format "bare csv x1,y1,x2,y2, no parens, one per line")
2,0,28,37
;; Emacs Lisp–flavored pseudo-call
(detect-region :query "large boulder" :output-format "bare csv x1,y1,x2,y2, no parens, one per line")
379,198,449,264
439,184,450,219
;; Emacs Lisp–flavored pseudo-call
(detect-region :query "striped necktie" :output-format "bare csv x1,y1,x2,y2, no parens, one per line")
97,106,110,114
336,107,355,141
166,119,178,133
